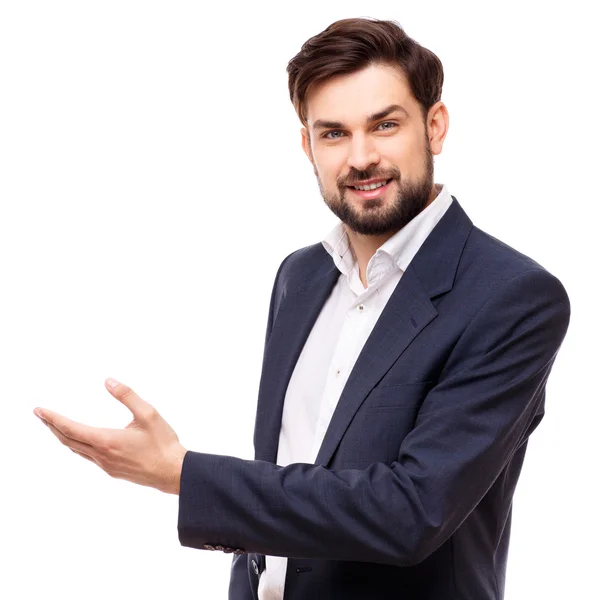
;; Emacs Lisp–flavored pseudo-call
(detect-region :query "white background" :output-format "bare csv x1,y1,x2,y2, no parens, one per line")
1,1,597,598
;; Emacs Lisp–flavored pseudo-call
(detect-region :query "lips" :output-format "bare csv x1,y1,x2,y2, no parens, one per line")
347,178,391,191
349,179,390,191
346,178,393,200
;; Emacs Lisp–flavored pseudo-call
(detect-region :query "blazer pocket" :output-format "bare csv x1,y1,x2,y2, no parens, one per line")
367,380,433,408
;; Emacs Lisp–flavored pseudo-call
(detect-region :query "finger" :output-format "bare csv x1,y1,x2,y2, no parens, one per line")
43,419,100,460
104,378,156,423
34,408,104,447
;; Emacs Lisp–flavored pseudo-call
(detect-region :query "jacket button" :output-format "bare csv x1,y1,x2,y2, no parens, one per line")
251,559,259,575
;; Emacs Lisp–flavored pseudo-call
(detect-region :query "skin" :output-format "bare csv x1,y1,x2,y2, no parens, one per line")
33,63,450,495
34,379,187,495
301,62,449,286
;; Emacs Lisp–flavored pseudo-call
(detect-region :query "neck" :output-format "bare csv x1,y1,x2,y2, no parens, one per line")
346,184,440,288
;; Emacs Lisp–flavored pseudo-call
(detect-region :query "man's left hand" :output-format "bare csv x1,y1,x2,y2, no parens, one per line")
34,378,187,495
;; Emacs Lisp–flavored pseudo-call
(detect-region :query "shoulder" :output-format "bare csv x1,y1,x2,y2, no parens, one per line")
436,222,571,373
274,242,333,294
459,225,570,309
264,243,334,332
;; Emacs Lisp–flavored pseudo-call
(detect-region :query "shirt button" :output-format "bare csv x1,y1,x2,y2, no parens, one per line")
335,368,341,377
357,304,365,312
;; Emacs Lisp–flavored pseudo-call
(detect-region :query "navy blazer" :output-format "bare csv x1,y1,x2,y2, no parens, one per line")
178,198,570,599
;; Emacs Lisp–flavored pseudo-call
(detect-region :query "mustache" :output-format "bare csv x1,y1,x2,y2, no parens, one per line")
338,166,401,187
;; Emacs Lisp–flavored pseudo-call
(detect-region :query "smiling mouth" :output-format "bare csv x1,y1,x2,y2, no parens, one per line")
347,178,392,191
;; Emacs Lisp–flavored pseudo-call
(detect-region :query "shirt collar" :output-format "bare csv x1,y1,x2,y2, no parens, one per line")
322,183,454,280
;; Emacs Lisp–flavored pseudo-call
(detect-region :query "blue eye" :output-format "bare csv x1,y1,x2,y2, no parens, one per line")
324,130,344,140
377,122,396,131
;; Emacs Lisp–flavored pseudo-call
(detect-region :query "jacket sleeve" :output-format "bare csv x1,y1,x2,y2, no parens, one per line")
178,269,570,567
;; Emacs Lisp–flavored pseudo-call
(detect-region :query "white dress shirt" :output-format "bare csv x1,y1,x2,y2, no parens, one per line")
257,184,453,600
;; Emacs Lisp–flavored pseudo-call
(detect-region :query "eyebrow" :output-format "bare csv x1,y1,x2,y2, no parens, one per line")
312,104,409,131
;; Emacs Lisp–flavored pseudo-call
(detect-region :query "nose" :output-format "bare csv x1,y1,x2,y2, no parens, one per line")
346,133,380,171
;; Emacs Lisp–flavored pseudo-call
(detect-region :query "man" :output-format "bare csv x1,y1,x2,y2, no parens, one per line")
34,18,570,599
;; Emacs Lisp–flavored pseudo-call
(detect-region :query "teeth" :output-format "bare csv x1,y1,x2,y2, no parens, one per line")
353,180,388,191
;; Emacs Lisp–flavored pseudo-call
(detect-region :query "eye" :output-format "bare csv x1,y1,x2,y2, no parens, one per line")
376,121,397,132
323,130,345,140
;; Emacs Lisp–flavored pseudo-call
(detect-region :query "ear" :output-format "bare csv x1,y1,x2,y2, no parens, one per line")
426,101,450,156
301,127,314,165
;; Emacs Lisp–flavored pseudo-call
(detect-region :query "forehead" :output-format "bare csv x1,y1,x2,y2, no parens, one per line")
305,63,417,127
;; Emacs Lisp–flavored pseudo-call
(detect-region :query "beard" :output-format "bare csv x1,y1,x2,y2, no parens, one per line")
316,141,434,236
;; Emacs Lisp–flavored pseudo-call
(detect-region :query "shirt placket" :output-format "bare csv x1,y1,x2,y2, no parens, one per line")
309,293,373,462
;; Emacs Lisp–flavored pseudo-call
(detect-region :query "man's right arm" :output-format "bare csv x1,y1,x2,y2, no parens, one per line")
180,268,570,567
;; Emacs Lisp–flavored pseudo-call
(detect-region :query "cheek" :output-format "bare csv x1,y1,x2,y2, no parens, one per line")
314,147,346,181
384,136,426,175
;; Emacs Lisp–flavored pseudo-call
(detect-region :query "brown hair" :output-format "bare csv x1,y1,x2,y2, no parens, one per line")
287,17,444,126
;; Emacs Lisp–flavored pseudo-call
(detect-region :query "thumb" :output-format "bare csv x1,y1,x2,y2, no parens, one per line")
105,378,155,422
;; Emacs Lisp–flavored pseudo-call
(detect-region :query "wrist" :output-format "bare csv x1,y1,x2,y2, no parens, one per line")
163,445,187,495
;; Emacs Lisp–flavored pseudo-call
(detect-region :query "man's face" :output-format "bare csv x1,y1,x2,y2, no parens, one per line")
302,63,439,236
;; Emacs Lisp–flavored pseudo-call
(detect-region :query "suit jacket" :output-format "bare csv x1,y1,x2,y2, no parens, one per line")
178,197,570,599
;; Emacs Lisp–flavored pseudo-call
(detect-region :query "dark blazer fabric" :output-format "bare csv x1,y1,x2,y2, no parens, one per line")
178,198,570,600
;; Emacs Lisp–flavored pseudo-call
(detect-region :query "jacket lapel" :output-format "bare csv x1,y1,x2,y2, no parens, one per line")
254,256,340,463
314,264,437,466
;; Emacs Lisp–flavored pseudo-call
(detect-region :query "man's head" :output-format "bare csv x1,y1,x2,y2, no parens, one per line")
287,18,449,236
